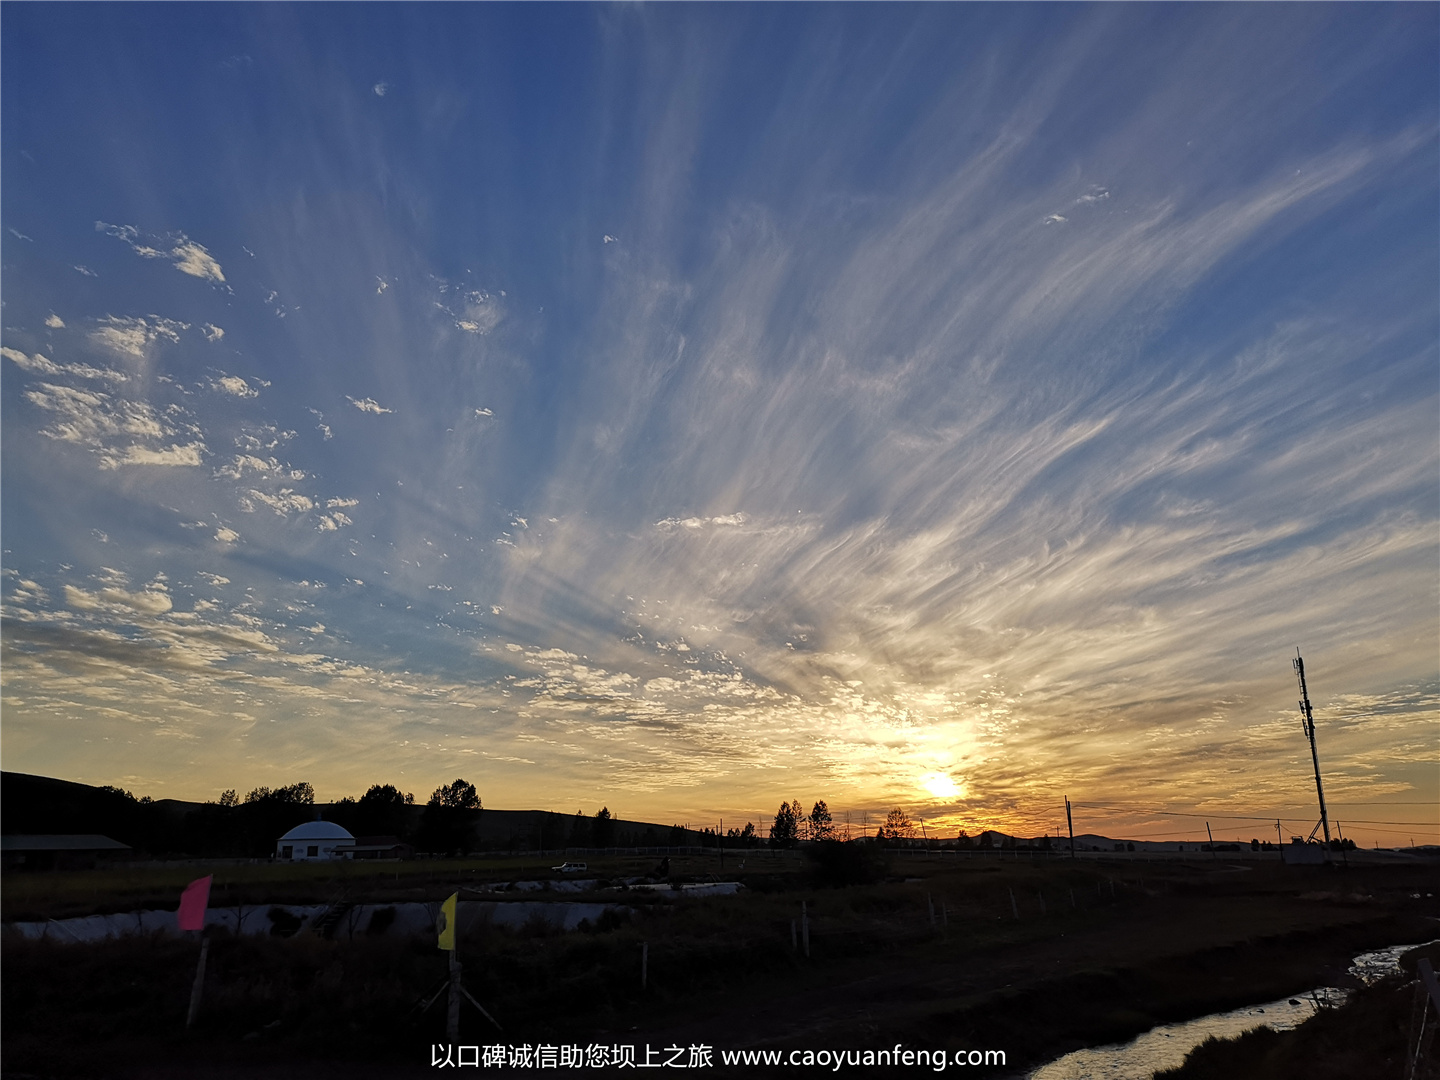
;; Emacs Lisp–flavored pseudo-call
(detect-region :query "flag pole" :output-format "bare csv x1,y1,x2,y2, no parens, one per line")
437,891,460,1041
186,936,210,1028
448,947,461,1042
177,874,213,1029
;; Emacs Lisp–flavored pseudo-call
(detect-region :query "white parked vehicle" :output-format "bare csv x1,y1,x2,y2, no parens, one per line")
551,861,588,873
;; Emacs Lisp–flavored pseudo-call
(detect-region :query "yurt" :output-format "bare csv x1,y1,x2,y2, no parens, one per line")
276,820,355,861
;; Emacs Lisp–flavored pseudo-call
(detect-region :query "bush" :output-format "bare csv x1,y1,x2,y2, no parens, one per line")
806,840,890,887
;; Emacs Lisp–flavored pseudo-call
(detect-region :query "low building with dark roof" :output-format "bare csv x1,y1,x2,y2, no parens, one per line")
2,834,131,871
350,835,413,860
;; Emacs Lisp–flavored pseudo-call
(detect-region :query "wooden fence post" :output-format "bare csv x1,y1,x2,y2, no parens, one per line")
447,949,461,1042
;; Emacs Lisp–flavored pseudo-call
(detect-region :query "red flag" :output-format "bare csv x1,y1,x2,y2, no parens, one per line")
177,875,212,932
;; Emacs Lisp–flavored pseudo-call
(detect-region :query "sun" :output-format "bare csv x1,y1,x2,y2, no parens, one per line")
921,772,961,799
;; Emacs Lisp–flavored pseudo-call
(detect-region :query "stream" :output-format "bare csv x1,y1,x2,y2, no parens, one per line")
1027,940,1434,1080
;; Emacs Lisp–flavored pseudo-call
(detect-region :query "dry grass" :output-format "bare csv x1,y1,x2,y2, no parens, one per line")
3,852,1437,1077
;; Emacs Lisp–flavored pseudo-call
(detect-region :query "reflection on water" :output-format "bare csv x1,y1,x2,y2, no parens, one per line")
1348,940,1431,985
1027,989,1347,1080
1028,941,1436,1080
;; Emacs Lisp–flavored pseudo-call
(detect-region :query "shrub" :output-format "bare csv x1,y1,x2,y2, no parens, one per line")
806,839,890,887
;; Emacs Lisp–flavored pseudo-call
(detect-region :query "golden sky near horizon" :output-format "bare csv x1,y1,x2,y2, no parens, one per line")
2,6,1436,849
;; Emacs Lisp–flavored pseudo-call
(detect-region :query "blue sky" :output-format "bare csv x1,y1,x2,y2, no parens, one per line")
3,4,1436,845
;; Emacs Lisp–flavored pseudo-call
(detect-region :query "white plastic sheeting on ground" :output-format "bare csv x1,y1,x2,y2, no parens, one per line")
4,900,629,943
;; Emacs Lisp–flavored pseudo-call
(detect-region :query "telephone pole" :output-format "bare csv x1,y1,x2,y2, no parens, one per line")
1293,650,1332,854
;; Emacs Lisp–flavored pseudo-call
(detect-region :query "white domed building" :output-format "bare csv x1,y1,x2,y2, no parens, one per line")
276,820,355,862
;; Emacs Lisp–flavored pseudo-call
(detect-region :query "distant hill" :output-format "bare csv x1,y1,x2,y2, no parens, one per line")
0,771,721,857
2,771,200,837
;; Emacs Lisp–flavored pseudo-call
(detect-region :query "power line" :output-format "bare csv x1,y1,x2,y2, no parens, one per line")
1072,804,1435,827
1334,818,1439,826
1074,803,1281,822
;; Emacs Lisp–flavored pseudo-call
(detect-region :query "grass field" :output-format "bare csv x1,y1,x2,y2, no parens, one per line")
4,850,1437,1077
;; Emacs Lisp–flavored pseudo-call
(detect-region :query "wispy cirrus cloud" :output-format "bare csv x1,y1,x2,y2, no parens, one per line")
96,222,226,284
90,315,188,360
4,346,126,383
0,7,1432,835
210,374,259,398
346,395,393,415
21,381,207,470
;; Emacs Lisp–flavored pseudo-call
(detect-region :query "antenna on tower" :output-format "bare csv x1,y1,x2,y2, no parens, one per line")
1293,649,1332,858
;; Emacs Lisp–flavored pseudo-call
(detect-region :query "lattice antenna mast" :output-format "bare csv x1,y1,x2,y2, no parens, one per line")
1293,650,1332,849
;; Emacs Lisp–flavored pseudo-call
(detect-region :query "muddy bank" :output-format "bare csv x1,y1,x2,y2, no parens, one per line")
906,913,1440,1077
629,907,1440,1079
1152,940,1440,1080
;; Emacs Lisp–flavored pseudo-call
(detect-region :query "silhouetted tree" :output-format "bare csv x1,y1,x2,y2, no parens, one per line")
417,779,481,855
245,782,314,806
592,807,616,847
809,800,834,841
771,801,800,847
329,795,360,831
726,822,759,847
566,809,592,847
353,783,415,839
228,782,319,856
881,808,915,842
430,779,479,810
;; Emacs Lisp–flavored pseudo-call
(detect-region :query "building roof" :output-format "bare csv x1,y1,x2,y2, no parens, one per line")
277,821,355,843
1,834,131,852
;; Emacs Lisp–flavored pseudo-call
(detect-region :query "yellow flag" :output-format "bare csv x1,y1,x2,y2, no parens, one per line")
437,891,457,951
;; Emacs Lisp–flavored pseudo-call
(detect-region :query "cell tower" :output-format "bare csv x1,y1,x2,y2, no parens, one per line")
1293,650,1332,852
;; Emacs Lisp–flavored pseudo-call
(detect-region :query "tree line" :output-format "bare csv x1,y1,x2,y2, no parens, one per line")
4,770,1044,860
199,778,486,857
766,800,1037,849
0,772,490,860
3,772,693,860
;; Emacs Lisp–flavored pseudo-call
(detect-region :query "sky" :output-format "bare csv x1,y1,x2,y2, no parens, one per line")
2,4,1436,847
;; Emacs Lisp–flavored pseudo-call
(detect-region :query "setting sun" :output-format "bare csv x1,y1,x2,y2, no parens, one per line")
921,773,962,800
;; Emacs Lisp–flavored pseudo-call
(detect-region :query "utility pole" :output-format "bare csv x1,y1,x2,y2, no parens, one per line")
1065,797,1075,858
1293,650,1332,856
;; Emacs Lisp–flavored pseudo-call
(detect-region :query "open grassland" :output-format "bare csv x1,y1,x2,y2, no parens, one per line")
4,853,1437,1078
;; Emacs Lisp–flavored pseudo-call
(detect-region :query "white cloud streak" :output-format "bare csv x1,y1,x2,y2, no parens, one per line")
347,396,393,415
96,222,226,283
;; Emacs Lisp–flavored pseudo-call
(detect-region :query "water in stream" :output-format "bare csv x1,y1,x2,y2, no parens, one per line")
1027,940,1435,1080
